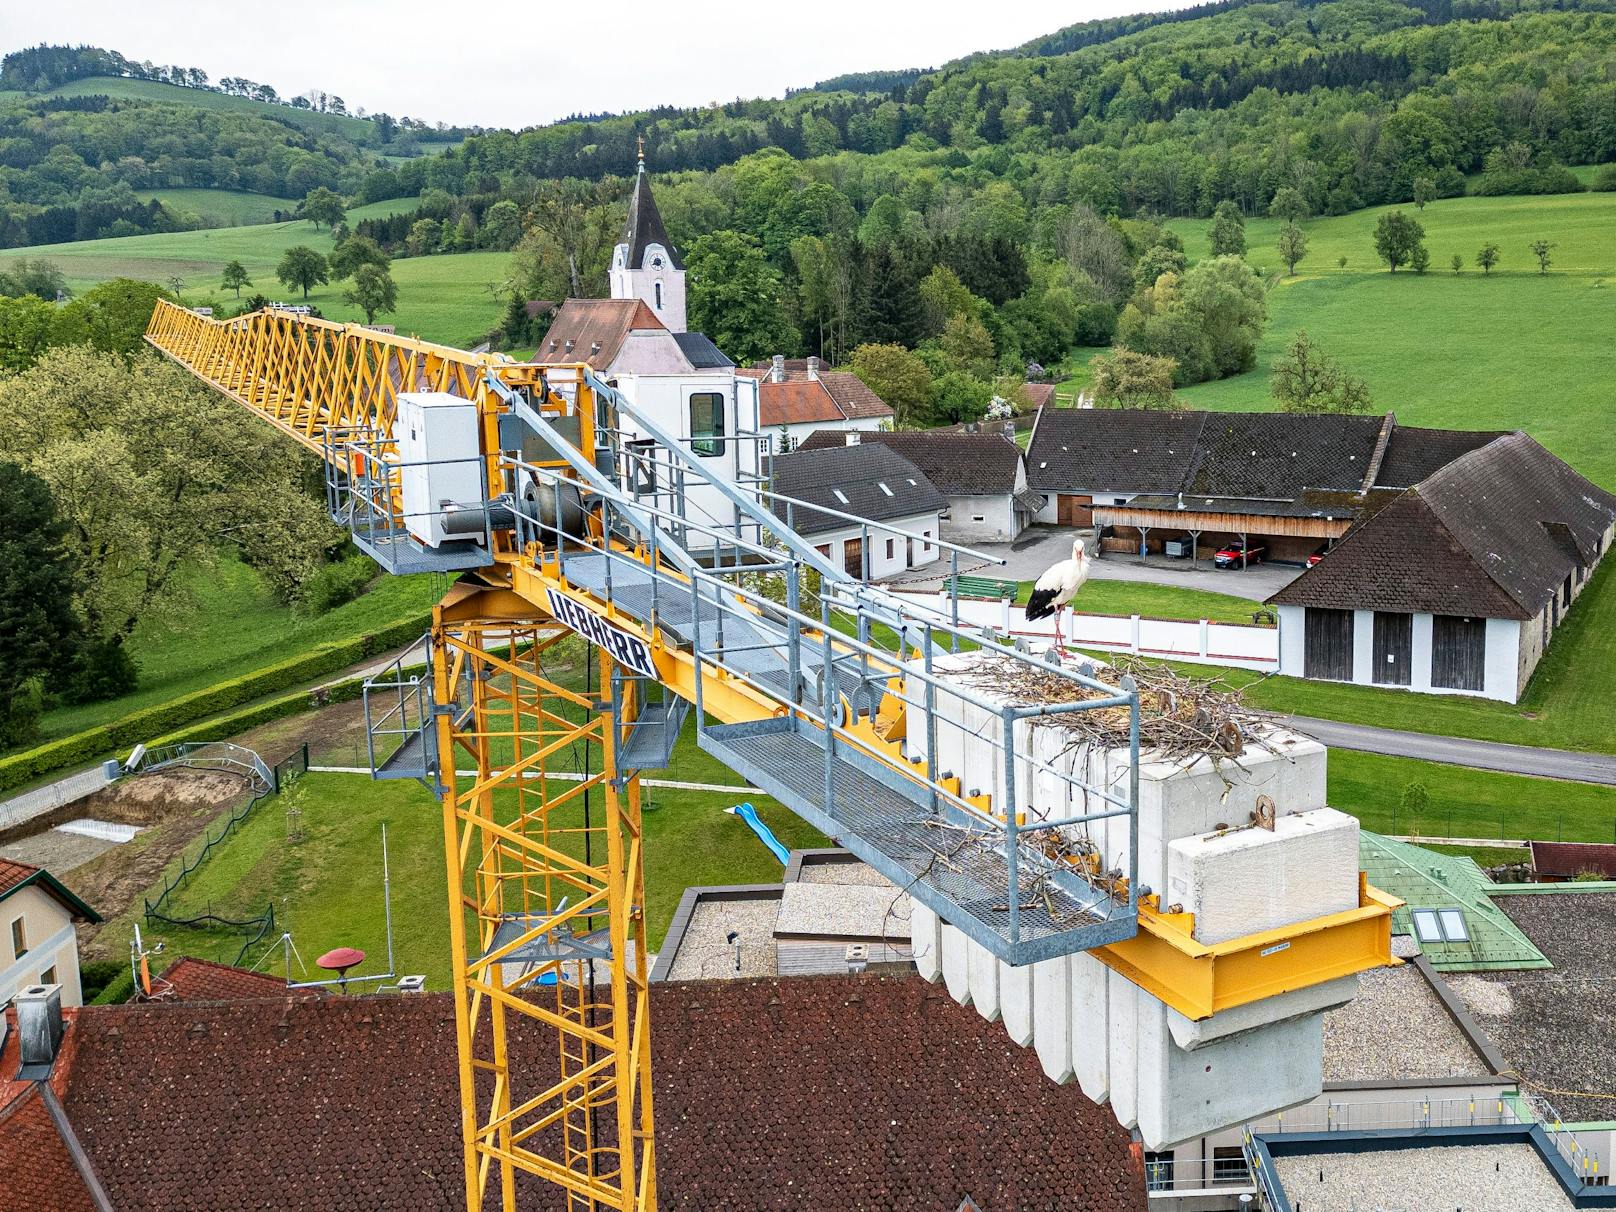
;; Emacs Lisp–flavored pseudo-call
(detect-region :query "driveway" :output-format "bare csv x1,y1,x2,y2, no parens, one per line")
886,526,1303,603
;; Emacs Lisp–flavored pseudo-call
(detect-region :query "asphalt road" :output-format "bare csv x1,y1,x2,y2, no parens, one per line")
1283,715,1616,786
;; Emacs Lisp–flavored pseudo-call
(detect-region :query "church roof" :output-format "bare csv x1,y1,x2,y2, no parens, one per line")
532,298,667,369
622,170,682,270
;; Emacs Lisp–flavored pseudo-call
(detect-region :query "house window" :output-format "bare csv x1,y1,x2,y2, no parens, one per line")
40,965,56,987
971,515,985,523
10,916,25,959
1563,574,1573,607
689,392,725,457
815,544,830,559
1431,614,1486,691
1143,1151,1174,1192
877,482,894,497
1211,1147,1248,1183
885,538,895,560
654,281,663,309
922,530,933,553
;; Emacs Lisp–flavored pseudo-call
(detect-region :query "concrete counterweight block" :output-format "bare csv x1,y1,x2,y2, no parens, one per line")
967,933,1001,1022
1070,951,1111,1105
1031,956,1074,1083
940,923,973,1005
999,959,1034,1045
910,900,941,983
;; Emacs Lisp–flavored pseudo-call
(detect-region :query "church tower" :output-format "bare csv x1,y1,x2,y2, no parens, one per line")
609,140,686,333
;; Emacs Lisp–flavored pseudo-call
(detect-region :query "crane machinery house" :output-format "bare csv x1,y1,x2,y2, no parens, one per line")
533,150,765,549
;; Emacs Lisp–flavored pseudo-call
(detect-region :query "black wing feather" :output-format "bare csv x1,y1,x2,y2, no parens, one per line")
1024,585,1060,621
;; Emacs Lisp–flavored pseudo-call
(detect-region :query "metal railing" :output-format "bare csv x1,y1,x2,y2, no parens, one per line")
133,741,276,795
1144,1155,1256,1195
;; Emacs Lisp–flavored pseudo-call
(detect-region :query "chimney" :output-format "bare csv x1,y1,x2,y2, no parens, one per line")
564,338,575,354
806,355,820,381
17,984,64,1066
770,354,785,383
845,431,861,446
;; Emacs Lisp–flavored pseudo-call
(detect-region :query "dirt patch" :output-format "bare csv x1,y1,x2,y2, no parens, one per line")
235,696,372,769
0,829,119,873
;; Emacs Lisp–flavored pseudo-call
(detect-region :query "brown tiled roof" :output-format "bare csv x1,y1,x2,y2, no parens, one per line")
1529,841,1616,880
0,1086,100,1212
797,429,1023,495
1273,433,1616,618
1023,382,1057,410
533,298,665,369
743,363,895,425
50,978,1143,1211
0,858,38,897
156,957,298,1002
1375,425,1509,489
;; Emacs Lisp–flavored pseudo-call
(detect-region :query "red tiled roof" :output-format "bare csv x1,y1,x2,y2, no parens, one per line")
0,858,41,897
740,366,895,428
0,1086,99,1212
1530,842,1616,880
156,957,299,1003
0,859,99,920
1023,382,1057,410
48,977,1143,1211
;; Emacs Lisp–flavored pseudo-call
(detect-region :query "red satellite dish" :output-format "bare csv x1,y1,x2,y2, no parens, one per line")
316,946,366,991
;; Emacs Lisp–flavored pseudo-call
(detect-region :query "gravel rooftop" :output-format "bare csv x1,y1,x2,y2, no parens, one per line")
775,882,911,940
1449,892,1616,1121
1272,1143,1574,1211
796,861,897,887
662,897,781,981
1322,964,1491,1082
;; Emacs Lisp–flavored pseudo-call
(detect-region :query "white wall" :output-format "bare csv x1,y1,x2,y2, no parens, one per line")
771,416,885,452
807,512,941,579
1277,606,1524,703
945,493,1017,543
1033,488,1137,526
610,238,686,333
1,885,84,1007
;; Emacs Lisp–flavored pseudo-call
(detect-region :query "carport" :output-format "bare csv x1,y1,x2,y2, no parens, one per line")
1092,494,1355,570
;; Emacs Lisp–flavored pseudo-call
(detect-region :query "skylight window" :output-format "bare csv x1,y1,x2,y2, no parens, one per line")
832,489,850,505
1411,908,1470,944
878,482,894,497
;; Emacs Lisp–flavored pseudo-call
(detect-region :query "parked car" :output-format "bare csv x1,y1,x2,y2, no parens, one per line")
1307,548,1328,568
1213,541,1266,569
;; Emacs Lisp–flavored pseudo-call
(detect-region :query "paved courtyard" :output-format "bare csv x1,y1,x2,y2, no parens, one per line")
886,525,1303,603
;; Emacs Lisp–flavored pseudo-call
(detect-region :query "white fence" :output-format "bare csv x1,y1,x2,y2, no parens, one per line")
0,765,114,833
885,590,1279,672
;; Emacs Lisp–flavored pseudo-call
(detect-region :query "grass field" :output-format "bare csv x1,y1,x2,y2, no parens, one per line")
41,76,378,143
0,222,511,347
116,771,825,990
137,188,296,227
346,196,421,221
22,553,437,748
1015,578,1267,625
1155,190,1616,487
1327,751,1616,845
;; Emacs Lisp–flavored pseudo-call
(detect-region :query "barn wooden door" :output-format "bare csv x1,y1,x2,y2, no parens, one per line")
1372,611,1412,686
1303,608,1354,680
1432,615,1486,691
843,537,865,579
1058,494,1093,527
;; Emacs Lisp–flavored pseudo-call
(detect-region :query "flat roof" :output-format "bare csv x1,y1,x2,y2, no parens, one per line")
1273,1142,1575,1211
1322,959,1494,1083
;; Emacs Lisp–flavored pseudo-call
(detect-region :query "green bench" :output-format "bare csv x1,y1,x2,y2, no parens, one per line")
946,575,1018,601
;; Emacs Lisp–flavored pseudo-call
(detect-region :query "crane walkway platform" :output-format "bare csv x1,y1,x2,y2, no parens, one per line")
698,716,1135,965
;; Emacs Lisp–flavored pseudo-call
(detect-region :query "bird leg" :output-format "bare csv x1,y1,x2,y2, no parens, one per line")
1055,606,1068,658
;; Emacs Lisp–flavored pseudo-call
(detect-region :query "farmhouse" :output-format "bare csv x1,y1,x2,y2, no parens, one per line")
796,428,1044,543
769,442,945,579
0,860,98,1008
1271,432,1615,703
740,356,895,451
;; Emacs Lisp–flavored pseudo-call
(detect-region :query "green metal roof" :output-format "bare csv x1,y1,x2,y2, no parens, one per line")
1360,832,1548,971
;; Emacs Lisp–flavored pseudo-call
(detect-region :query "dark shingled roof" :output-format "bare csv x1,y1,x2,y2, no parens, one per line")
1273,433,1616,618
1026,408,1205,494
1186,412,1383,498
1375,425,1509,489
796,429,1023,494
621,170,682,269
1529,842,1616,880
48,978,1145,1211
1453,892,1616,1121
671,331,733,369
770,444,946,534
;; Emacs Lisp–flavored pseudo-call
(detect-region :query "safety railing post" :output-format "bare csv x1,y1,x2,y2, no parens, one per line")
786,562,803,706
1003,705,1021,945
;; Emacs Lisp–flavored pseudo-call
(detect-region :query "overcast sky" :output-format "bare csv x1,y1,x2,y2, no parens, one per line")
2,1,1183,129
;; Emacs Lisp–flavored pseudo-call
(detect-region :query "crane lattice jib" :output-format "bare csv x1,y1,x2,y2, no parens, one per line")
146,301,1395,1212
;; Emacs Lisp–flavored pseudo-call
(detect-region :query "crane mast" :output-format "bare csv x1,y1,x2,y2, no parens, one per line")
145,300,1397,1211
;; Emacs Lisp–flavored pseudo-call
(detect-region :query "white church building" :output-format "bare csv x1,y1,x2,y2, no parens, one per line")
535,150,764,545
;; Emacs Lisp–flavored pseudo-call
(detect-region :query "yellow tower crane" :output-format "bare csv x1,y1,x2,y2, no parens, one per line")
144,300,1397,1212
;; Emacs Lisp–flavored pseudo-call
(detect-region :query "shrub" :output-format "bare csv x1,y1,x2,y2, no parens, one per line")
79,959,124,1000
298,556,375,615
1592,165,1616,193
90,966,136,1005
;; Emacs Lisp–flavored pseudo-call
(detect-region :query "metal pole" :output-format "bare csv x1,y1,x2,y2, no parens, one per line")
382,822,395,977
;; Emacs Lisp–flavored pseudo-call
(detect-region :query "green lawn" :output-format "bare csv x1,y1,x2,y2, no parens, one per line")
1327,750,1616,845
1015,578,1268,626
121,770,824,991
1158,190,1616,488
23,553,437,748
42,77,378,143
346,196,421,222
0,223,512,347
137,188,297,227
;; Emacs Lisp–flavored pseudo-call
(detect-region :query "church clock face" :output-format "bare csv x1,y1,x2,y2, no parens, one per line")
651,255,664,269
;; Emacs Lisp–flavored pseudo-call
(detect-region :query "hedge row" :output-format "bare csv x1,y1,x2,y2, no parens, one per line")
0,614,430,793
90,966,136,1005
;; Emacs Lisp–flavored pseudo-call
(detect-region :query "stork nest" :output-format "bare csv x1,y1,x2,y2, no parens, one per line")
952,653,1275,766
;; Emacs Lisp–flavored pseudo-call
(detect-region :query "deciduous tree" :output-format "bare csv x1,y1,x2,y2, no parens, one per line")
328,234,390,280
849,343,933,425
299,186,347,230
1531,239,1555,274
1269,329,1372,414
1277,222,1309,275
0,462,81,745
1373,210,1425,272
343,263,398,324
1267,187,1310,223
685,230,796,365
275,245,328,300
1477,242,1501,275
1088,348,1180,410
221,260,251,297
1208,200,1246,257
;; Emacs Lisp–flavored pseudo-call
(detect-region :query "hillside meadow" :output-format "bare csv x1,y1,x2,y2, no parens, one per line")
1161,190,1616,487
0,221,511,347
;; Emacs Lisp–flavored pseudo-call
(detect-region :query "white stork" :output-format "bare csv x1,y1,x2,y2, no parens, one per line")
1024,536,1091,655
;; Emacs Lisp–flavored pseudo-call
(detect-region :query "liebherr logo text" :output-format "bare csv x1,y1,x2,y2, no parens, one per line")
545,589,658,679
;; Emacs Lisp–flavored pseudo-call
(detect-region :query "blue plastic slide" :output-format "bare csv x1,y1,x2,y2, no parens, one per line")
728,801,789,865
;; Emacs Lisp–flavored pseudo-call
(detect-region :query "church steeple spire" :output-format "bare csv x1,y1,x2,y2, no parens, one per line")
637,134,645,174
609,145,686,331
